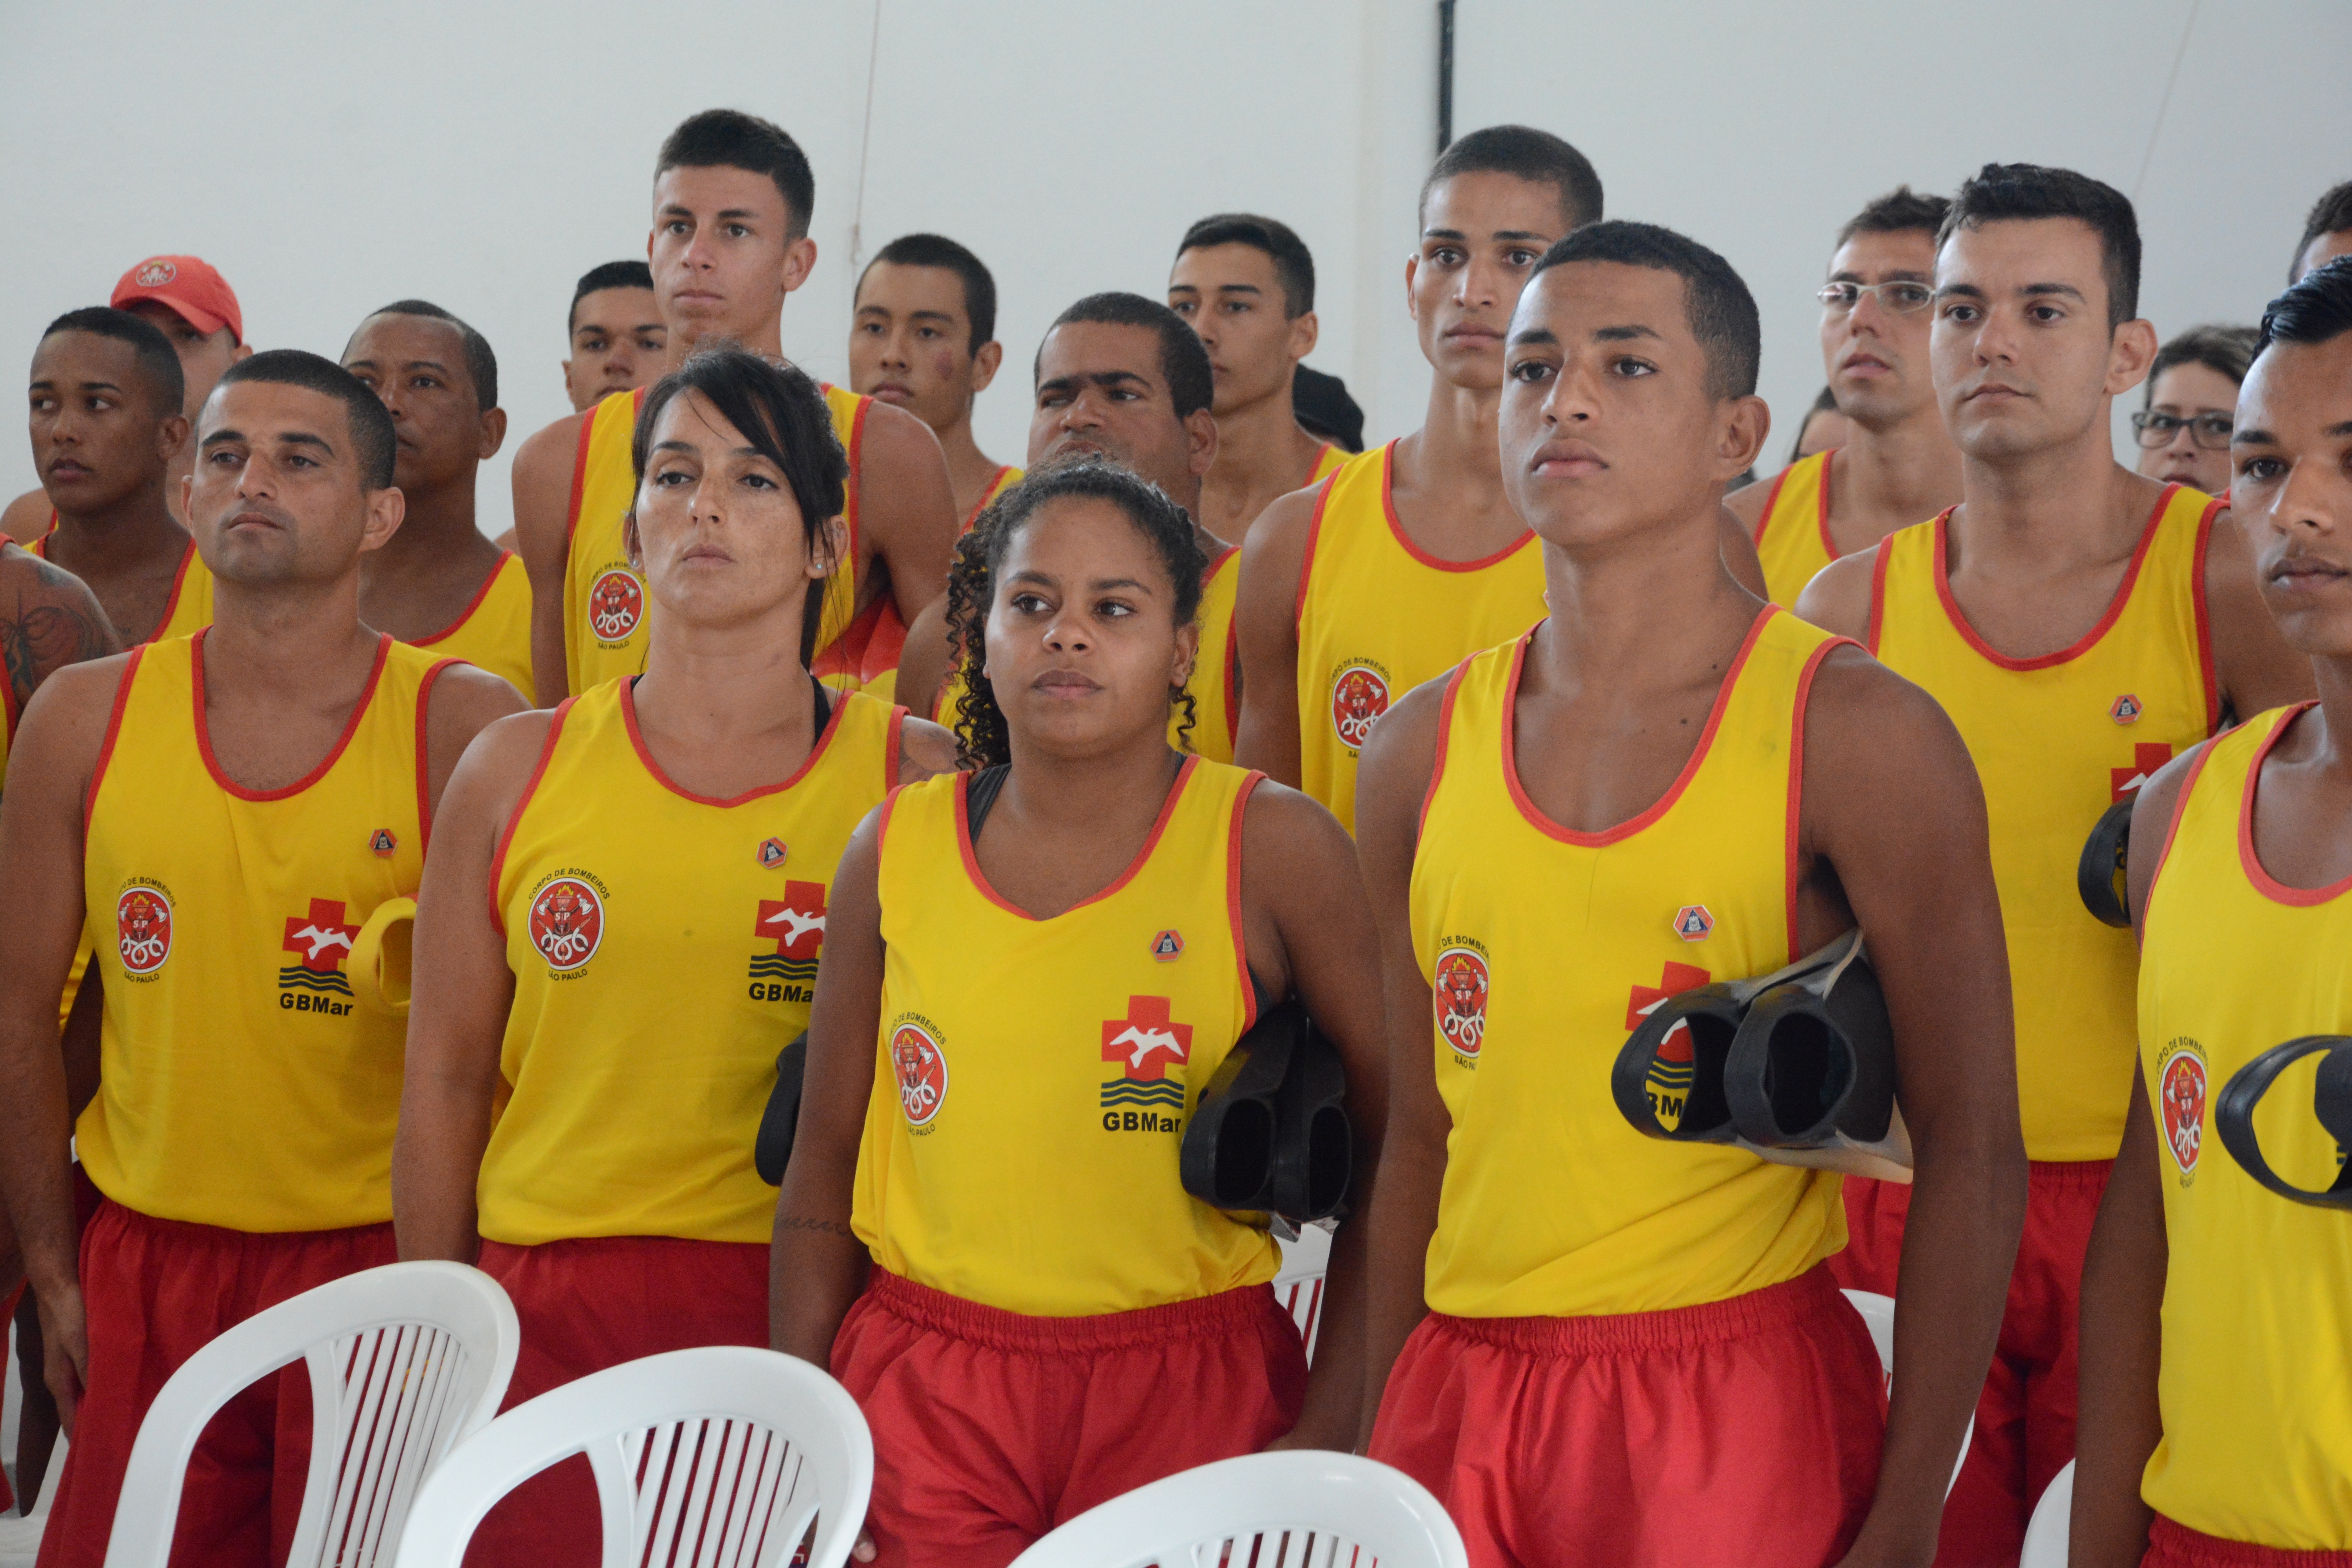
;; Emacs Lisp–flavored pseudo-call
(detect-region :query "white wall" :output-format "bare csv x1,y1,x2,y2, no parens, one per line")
3,1,2346,537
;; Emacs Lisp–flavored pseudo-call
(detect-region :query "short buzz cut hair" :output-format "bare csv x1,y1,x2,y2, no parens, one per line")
1939,162,2141,329
2258,255,2352,355
862,234,998,352
353,299,499,412
1421,125,1604,233
40,306,185,418
2145,324,2260,407
569,260,655,331
656,109,816,239
1040,293,1214,421
1835,185,1952,250
2292,181,2352,283
215,349,398,491
1176,214,1317,318
1529,220,1761,401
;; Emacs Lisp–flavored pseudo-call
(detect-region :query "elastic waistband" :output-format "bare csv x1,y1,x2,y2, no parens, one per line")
2029,1158,2116,1194
1426,1265,1847,1356
863,1268,1278,1352
2151,1515,2352,1567
100,1197,395,1250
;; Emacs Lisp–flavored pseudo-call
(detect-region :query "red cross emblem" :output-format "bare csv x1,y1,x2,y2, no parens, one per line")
2111,742,2174,802
281,898,359,973
1101,996,1192,1081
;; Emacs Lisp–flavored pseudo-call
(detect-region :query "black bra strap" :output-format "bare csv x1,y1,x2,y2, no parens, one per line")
965,764,1013,838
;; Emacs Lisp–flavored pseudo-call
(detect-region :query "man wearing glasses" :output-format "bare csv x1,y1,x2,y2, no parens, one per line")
1731,187,1963,606
1798,163,2312,1563
2132,325,2257,501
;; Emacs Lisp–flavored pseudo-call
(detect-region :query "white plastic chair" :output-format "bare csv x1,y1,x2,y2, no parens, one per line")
1009,1450,1467,1568
1840,1289,1971,1500
391,1345,873,1568
2019,1459,2074,1568
1273,1225,1332,1365
103,1261,516,1568
0,1438,65,1566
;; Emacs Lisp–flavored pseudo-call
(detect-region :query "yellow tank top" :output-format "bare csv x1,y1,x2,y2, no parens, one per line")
563,383,865,694
1870,485,2218,1161
32,530,213,643
408,550,532,696
78,632,444,1231
1753,450,1838,608
851,757,1281,1314
1307,443,1347,485
1295,443,1546,835
480,679,904,1246
2135,705,2352,1549
962,463,1023,530
1413,608,1850,1316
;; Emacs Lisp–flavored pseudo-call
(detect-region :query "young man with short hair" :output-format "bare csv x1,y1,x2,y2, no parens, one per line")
510,109,958,706
850,232,1020,530
343,300,531,694
1800,163,2315,1562
1231,126,1597,833
1356,219,2024,1566
561,260,666,414
1167,213,1345,543
1731,187,1963,607
2131,324,2258,499
20,308,210,647
2289,180,2352,284
0,350,523,1563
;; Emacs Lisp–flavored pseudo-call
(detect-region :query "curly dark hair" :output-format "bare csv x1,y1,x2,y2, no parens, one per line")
943,458,1210,769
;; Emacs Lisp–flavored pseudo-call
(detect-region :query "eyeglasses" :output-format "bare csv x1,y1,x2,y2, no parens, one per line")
2130,410,2233,451
1817,280,1933,315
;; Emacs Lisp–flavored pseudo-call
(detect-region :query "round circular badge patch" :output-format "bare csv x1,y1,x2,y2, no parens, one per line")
528,877,605,973
134,259,178,288
586,568,644,642
891,1022,949,1127
1432,946,1490,1058
116,887,173,975
1330,664,1391,750
2159,1051,2207,1175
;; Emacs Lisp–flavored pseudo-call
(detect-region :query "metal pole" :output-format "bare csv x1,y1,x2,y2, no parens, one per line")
1436,0,1455,154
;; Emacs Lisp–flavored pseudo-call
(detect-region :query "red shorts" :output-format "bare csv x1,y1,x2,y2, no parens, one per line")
1370,1266,1885,1568
37,1199,396,1568
1829,1159,2110,1568
2146,1516,2352,1567
831,1269,1306,1567
464,1234,768,1564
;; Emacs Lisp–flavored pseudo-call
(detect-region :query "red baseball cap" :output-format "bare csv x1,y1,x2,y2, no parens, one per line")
110,255,243,344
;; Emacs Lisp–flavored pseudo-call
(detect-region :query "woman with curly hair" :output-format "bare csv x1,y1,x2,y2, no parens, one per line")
772,456,1385,1564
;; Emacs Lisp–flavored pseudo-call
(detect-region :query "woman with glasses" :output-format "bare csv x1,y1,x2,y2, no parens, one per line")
2132,324,2259,499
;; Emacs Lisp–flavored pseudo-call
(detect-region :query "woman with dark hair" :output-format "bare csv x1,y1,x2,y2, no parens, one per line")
772,457,1386,1562
390,346,958,1556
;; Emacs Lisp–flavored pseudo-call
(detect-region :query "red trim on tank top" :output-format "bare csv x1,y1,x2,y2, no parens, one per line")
1813,448,1840,562
1227,771,1265,1035
1293,471,1339,628
619,675,847,808
412,553,515,647
147,539,200,638
487,697,575,936
2190,495,2222,731
1380,441,1536,572
192,630,391,802
961,465,1016,532
1306,442,1336,485
83,645,146,846
1502,608,1778,847
1783,634,1861,956
954,753,1199,921
1751,463,1794,548
1222,613,1241,748
561,402,599,546
834,384,867,560
2236,702,2352,906
1928,485,2176,672
1865,536,1893,654
883,704,905,788
412,658,459,856
1417,653,1477,844
2145,733,2224,918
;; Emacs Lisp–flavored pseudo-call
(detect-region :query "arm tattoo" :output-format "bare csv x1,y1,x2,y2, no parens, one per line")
777,1215,857,1239
2,585,114,713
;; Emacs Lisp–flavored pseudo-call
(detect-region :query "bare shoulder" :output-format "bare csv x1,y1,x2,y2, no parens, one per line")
1793,545,1881,640
1,543,102,613
0,488,52,544
1724,472,1775,530
1359,671,1449,778
430,661,534,729
1240,775,1353,869
10,652,139,782
510,408,591,507
449,704,560,787
856,397,950,478
2124,739,2209,928
1236,484,1321,609
1800,642,1973,789
1804,641,1940,730
897,714,961,783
